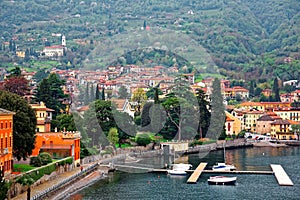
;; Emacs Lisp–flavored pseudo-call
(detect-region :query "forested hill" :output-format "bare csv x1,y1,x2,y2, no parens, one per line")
0,0,299,80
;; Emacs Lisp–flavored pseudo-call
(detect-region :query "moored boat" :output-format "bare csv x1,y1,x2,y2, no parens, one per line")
167,163,192,176
172,163,192,171
167,169,187,175
212,163,236,171
207,176,237,185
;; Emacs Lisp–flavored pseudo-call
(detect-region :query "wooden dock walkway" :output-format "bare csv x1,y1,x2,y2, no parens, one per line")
187,162,207,184
270,164,294,186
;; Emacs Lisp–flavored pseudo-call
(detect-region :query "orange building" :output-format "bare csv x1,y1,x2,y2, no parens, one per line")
30,102,81,165
0,108,15,176
31,131,81,166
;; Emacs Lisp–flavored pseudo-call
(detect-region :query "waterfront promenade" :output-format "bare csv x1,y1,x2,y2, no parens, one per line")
12,166,82,200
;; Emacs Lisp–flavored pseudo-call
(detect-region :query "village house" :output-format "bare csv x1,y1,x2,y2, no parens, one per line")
270,120,295,140
238,102,291,112
42,45,64,57
280,90,300,103
273,107,300,122
30,102,54,133
225,111,242,135
111,98,135,118
256,114,275,135
0,108,15,177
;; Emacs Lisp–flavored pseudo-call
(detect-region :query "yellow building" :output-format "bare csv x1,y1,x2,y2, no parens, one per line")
243,110,264,132
30,102,54,133
273,108,300,122
16,51,25,58
225,111,241,135
238,102,291,112
270,120,295,140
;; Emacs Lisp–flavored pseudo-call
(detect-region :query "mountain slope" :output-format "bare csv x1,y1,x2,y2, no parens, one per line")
0,0,299,80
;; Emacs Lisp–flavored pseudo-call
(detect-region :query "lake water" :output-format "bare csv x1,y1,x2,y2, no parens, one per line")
68,147,300,200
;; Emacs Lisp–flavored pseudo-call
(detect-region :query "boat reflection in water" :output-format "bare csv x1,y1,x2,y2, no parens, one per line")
207,176,237,185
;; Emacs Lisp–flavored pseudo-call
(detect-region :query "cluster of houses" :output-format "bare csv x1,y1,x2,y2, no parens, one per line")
225,102,300,140
1,64,300,177
0,102,80,177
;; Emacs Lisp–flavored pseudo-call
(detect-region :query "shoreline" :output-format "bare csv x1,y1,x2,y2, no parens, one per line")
12,140,299,200
50,170,107,200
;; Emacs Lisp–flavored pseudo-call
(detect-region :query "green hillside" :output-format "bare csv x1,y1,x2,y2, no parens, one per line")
0,0,299,80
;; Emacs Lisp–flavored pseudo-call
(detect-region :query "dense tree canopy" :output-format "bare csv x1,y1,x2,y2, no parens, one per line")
1,76,29,97
35,73,67,118
0,90,36,160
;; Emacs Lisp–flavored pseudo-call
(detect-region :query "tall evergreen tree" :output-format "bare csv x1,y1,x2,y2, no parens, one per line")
154,87,159,104
206,78,225,140
84,83,90,105
90,84,95,102
249,80,255,97
36,73,67,118
95,84,100,100
101,87,105,100
196,89,211,139
272,77,281,102
24,48,30,62
118,85,129,99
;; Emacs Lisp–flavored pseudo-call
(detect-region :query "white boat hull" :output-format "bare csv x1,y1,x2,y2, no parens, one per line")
167,169,187,175
208,176,237,185
212,163,236,171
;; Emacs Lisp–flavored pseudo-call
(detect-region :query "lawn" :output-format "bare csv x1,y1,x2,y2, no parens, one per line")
13,164,36,172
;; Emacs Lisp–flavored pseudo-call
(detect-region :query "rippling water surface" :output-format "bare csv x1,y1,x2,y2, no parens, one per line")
69,147,300,200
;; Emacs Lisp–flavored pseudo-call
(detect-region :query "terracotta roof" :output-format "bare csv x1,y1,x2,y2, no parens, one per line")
287,120,300,125
77,105,89,112
111,99,127,110
226,116,234,122
257,115,275,121
44,45,63,49
239,102,263,106
0,108,15,115
271,120,290,125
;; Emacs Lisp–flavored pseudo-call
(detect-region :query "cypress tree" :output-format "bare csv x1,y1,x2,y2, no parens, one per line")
272,77,281,102
95,84,100,100
84,83,90,105
101,87,105,100
206,78,226,140
90,84,95,102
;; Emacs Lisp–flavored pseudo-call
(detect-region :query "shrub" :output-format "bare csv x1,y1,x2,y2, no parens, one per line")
189,140,203,147
135,134,152,146
30,156,42,167
39,152,52,165
65,157,73,165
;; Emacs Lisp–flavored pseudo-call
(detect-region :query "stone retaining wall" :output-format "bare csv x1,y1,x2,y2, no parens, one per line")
9,164,74,199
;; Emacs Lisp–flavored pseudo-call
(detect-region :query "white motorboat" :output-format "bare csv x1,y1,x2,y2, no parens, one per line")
167,169,187,175
207,176,237,185
167,163,192,176
212,162,236,171
172,163,192,171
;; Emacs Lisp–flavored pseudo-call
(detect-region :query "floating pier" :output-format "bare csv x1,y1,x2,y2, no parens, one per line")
270,164,294,186
114,163,293,186
187,162,207,184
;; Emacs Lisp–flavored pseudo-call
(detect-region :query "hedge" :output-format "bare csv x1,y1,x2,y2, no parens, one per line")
16,157,73,185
